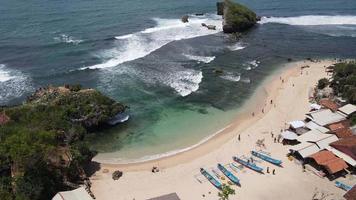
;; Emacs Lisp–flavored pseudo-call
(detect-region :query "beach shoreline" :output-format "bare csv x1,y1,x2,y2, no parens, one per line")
90,59,349,200
93,59,335,170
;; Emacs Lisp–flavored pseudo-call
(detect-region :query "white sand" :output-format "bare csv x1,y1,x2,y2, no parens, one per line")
90,60,347,200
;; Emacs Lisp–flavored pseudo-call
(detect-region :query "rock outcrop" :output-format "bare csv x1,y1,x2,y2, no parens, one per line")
181,15,189,23
217,0,258,33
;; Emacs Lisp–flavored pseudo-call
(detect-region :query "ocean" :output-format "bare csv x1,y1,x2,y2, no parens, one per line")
1,0,356,163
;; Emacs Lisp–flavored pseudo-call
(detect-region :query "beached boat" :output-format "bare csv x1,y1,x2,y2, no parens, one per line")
233,156,264,173
200,168,222,189
335,181,352,191
217,164,240,185
251,150,282,166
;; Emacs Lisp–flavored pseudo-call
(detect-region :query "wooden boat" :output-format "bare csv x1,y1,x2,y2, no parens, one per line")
251,150,282,166
217,164,240,185
233,156,264,173
335,181,352,191
200,168,222,189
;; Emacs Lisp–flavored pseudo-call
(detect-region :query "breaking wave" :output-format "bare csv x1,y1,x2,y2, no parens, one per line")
228,43,246,51
0,64,33,104
259,15,356,26
221,72,241,82
82,14,222,70
54,34,83,45
183,54,216,63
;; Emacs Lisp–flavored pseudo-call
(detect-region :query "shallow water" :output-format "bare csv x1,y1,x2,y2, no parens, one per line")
1,0,356,161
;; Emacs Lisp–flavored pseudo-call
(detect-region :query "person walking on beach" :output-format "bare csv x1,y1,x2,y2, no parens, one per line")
274,137,277,143
267,167,270,174
271,132,274,138
238,134,241,141
272,169,275,175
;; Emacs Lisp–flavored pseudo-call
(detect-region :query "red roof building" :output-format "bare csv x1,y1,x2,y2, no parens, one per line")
328,121,352,138
309,150,348,174
330,136,356,161
319,99,339,112
344,185,356,200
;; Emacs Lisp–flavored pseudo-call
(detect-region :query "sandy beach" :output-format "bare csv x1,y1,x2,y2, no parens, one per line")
90,60,347,200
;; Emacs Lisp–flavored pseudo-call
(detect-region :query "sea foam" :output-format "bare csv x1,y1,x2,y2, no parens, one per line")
54,34,83,45
82,14,222,70
259,15,356,26
183,54,216,63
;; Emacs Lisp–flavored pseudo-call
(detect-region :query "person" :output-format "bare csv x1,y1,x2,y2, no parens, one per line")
238,134,241,141
274,137,277,143
262,108,264,113
267,167,270,173
272,169,275,175
271,132,274,138
270,99,273,104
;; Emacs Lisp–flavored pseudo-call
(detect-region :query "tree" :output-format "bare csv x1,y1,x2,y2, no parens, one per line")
317,78,329,90
218,184,235,200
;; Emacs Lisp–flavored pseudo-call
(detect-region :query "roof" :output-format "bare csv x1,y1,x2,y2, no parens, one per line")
338,104,356,116
52,187,93,200
316,134,339,149
334,128,353,138
330,136,356,160
326,146,356,167
328,122,348,131
281,130,298,140
305,121,330,133
0,112,10,125
291,143,321,158
306,109,346,126
147,193,181,200
289,120,305,129
344,185,356,200
309,150,348,174
297,129,328,143
319,99,339,111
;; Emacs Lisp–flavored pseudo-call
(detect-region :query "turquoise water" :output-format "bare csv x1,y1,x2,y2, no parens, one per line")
1,0,356,161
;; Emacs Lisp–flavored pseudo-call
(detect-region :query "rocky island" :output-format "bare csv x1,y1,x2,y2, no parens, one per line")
217,0,258,33
0,85,126,199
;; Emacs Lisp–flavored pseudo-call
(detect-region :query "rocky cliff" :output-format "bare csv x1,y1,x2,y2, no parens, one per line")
217,0,258,33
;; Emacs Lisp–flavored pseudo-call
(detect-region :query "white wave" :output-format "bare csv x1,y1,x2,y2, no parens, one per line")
243,60,259,70
221,72,241,82
183,54,216,63
0,64,33,104
228,43,245,51
259,15,356,26
82,14,222,70
0,64,15,82
241,77,251,83
54,34,82,45
166,70,203,97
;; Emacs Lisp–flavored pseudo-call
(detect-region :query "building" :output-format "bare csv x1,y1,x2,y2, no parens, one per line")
306,109,346,127
52,187,93,200
330,136,356,161
338,104,356,117
319,99,339,112
308,150,348,176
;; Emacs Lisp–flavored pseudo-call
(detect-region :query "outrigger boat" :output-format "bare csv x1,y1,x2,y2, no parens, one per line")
217,164,240,185
251,150,282,166
200,168,222,189
233,156,264,173
335,181,352,191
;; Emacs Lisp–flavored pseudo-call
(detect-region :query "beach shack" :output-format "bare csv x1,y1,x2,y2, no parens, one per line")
338,104,356,117
52,187,93,200
319,99,339,112
288,120,309,135
281,130,298,145
306,109,346,127
330,136,356,161
328,121,353,138
307,150,348,179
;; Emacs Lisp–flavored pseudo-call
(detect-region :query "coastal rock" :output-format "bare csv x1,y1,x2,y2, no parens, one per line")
181,15,189,23
217,0,258,33
201,23,216,30
112,170,123,180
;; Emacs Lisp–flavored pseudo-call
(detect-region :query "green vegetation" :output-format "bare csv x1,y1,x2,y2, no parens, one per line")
218,184,235,200
224,0,257,32
329,62,356,125
0,86,125,200
317,78,330,90
330,62,356,104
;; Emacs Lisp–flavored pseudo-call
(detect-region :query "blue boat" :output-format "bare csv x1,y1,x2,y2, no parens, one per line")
217,164,240,185
200,168,222,189
233,156,264,173
251,151,282,166
335,181,352,191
